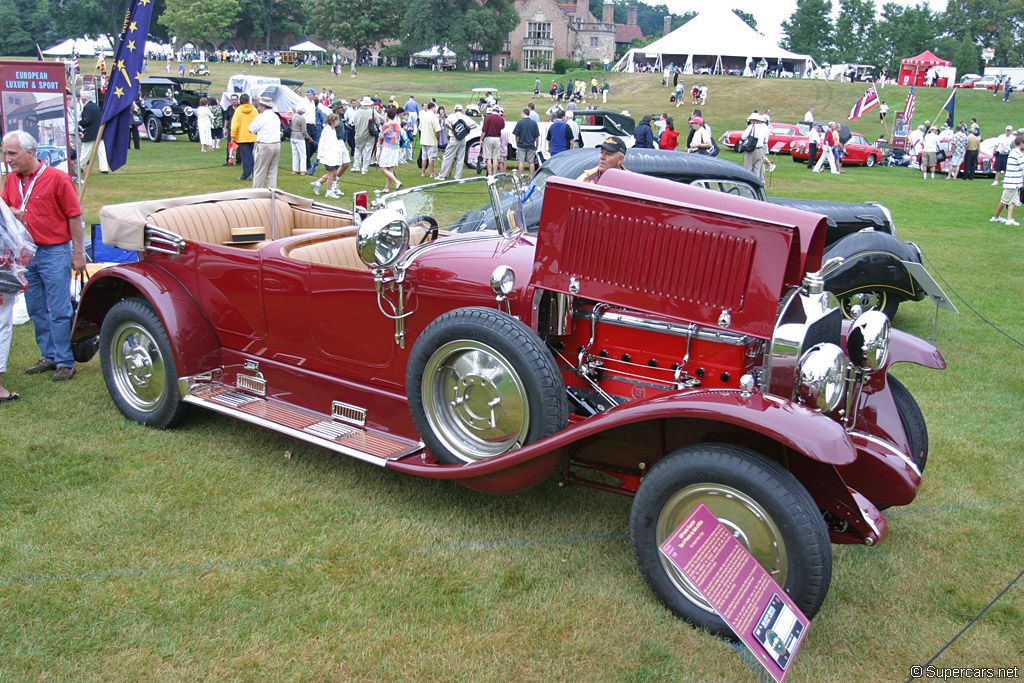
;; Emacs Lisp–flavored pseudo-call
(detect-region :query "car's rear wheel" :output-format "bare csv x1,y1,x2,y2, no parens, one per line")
407,307,567,464
630,444,832,638
100,298,186,429
146,116,163,142
865,154,877,167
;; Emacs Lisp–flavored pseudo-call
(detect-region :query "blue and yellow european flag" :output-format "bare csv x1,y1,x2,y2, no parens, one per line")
100,0,154,171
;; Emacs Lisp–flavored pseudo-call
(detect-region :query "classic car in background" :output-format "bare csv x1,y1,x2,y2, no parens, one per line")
718,122,808,154
219,74,303,140
138,77,203,143
790,132,885,167
72,175,944,638
455,148,954,321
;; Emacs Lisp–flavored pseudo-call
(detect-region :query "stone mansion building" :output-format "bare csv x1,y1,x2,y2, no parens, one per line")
492,0,646,72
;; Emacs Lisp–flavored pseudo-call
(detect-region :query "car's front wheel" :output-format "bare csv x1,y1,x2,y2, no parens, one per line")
146,116,163,142
407,307,567,464
630,444,832,638
889,376,928,472
100,298,186,429
838,289,899,320
187,119,199,142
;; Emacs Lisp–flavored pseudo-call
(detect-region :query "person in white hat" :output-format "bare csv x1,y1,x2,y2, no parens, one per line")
351,96,384,174
248,95,282,188
740,112,769,181
437,104,477,180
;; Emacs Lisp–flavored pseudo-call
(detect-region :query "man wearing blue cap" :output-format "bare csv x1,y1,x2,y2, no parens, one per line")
577,136,628,183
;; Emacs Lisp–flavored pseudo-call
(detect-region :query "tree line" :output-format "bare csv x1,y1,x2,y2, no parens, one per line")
782,0,1024,74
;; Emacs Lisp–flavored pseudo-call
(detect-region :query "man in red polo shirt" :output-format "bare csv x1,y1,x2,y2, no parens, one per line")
1,131,85,381
481,104,505,176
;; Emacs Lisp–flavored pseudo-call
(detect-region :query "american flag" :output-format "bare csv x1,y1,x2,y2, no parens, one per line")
903,86,916,124
848,85,880,120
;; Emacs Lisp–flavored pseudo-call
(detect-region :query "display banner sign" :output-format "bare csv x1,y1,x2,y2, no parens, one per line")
0,61,72,175
659,503,809,683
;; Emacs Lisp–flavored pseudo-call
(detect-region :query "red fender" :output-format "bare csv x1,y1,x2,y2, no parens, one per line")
388,388,858,484
887,327,945,369
73,263,222,377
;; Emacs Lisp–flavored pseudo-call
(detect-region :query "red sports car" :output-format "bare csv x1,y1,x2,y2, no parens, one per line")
791,132,884,167
719,122,808,154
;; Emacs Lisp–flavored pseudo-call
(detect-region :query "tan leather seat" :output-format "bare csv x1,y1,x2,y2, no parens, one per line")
287,237,367,270
146,200,351,246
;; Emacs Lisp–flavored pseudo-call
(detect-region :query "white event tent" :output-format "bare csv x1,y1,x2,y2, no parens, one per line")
42,36,113,57
612,8,818,77
290,40,326,52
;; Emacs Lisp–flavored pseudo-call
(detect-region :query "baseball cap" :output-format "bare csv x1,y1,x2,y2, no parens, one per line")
306,87,316,94
454,103,463,111
689,116,703,126
596,136,626,154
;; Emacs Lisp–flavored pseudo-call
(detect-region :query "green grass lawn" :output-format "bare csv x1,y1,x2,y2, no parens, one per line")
1,63,1023,681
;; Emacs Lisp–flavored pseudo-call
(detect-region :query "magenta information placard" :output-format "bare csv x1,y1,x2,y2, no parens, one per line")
659,502,808,682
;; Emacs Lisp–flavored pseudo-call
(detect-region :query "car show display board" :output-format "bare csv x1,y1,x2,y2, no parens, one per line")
659,503,808,682
0,61,72,177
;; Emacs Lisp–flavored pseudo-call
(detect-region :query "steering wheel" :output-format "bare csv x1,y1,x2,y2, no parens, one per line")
408,214,440,244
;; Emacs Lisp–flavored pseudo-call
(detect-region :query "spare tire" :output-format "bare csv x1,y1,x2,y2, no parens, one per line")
407,307,567,464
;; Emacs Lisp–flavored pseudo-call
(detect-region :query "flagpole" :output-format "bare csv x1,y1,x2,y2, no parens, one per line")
78,122,106,203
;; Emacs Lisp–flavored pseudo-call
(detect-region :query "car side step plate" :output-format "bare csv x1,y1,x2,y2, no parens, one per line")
183,385,422,465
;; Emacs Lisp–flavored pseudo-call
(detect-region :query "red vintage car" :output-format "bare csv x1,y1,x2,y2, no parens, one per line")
791,132,884,167
72,175,943,638
719,122,808,154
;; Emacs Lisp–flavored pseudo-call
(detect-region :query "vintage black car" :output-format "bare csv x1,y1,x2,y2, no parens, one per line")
138,77,206,142
452,148,955,320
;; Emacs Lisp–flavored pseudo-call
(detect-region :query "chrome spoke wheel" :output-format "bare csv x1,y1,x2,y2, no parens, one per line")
109,321,167,413
655,483,788,614
421,339,529,461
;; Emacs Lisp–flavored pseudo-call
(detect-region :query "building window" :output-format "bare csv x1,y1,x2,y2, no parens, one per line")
522,48,553,71
527,22,551,40
590,37,599,47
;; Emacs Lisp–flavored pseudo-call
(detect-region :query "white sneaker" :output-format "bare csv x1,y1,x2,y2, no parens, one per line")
325,191,341,199
310,181,321,196
990,216,1005,223
992,180,999,186
331,188,345,196
1005,219,1020,226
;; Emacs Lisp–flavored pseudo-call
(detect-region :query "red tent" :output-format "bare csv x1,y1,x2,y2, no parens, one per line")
899,50,952,87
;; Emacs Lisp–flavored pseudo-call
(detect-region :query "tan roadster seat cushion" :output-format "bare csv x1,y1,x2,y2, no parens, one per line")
146,199,352,246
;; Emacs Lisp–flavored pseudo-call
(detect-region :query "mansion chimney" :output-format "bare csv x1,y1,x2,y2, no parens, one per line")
627,5,638,26
663,15,672,36
602,1,614,24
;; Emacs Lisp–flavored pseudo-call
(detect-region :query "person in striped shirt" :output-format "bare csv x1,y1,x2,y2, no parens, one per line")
990,133,1024,226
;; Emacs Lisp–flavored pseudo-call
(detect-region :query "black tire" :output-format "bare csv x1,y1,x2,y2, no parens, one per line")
146,116,163,143
187,119,199,143
865,154,877,168
889,376,928,472
99,298,186,429
838,290,899,320
630,444,832,638
465,140,484,174
407,307,567,464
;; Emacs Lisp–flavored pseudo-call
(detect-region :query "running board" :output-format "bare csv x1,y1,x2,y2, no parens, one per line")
182,384,422,466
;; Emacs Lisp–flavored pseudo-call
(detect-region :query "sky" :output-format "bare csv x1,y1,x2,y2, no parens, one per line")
659,0,948,47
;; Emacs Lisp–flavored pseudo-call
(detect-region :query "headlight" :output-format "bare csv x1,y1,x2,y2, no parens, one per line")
357,209,409,268
847,310,890,370
796,343,846,412
183,106,194,117
490,265,515,296
161,106,172,117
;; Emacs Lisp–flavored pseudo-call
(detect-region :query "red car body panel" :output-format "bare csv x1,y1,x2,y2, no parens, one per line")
791,133,883,166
